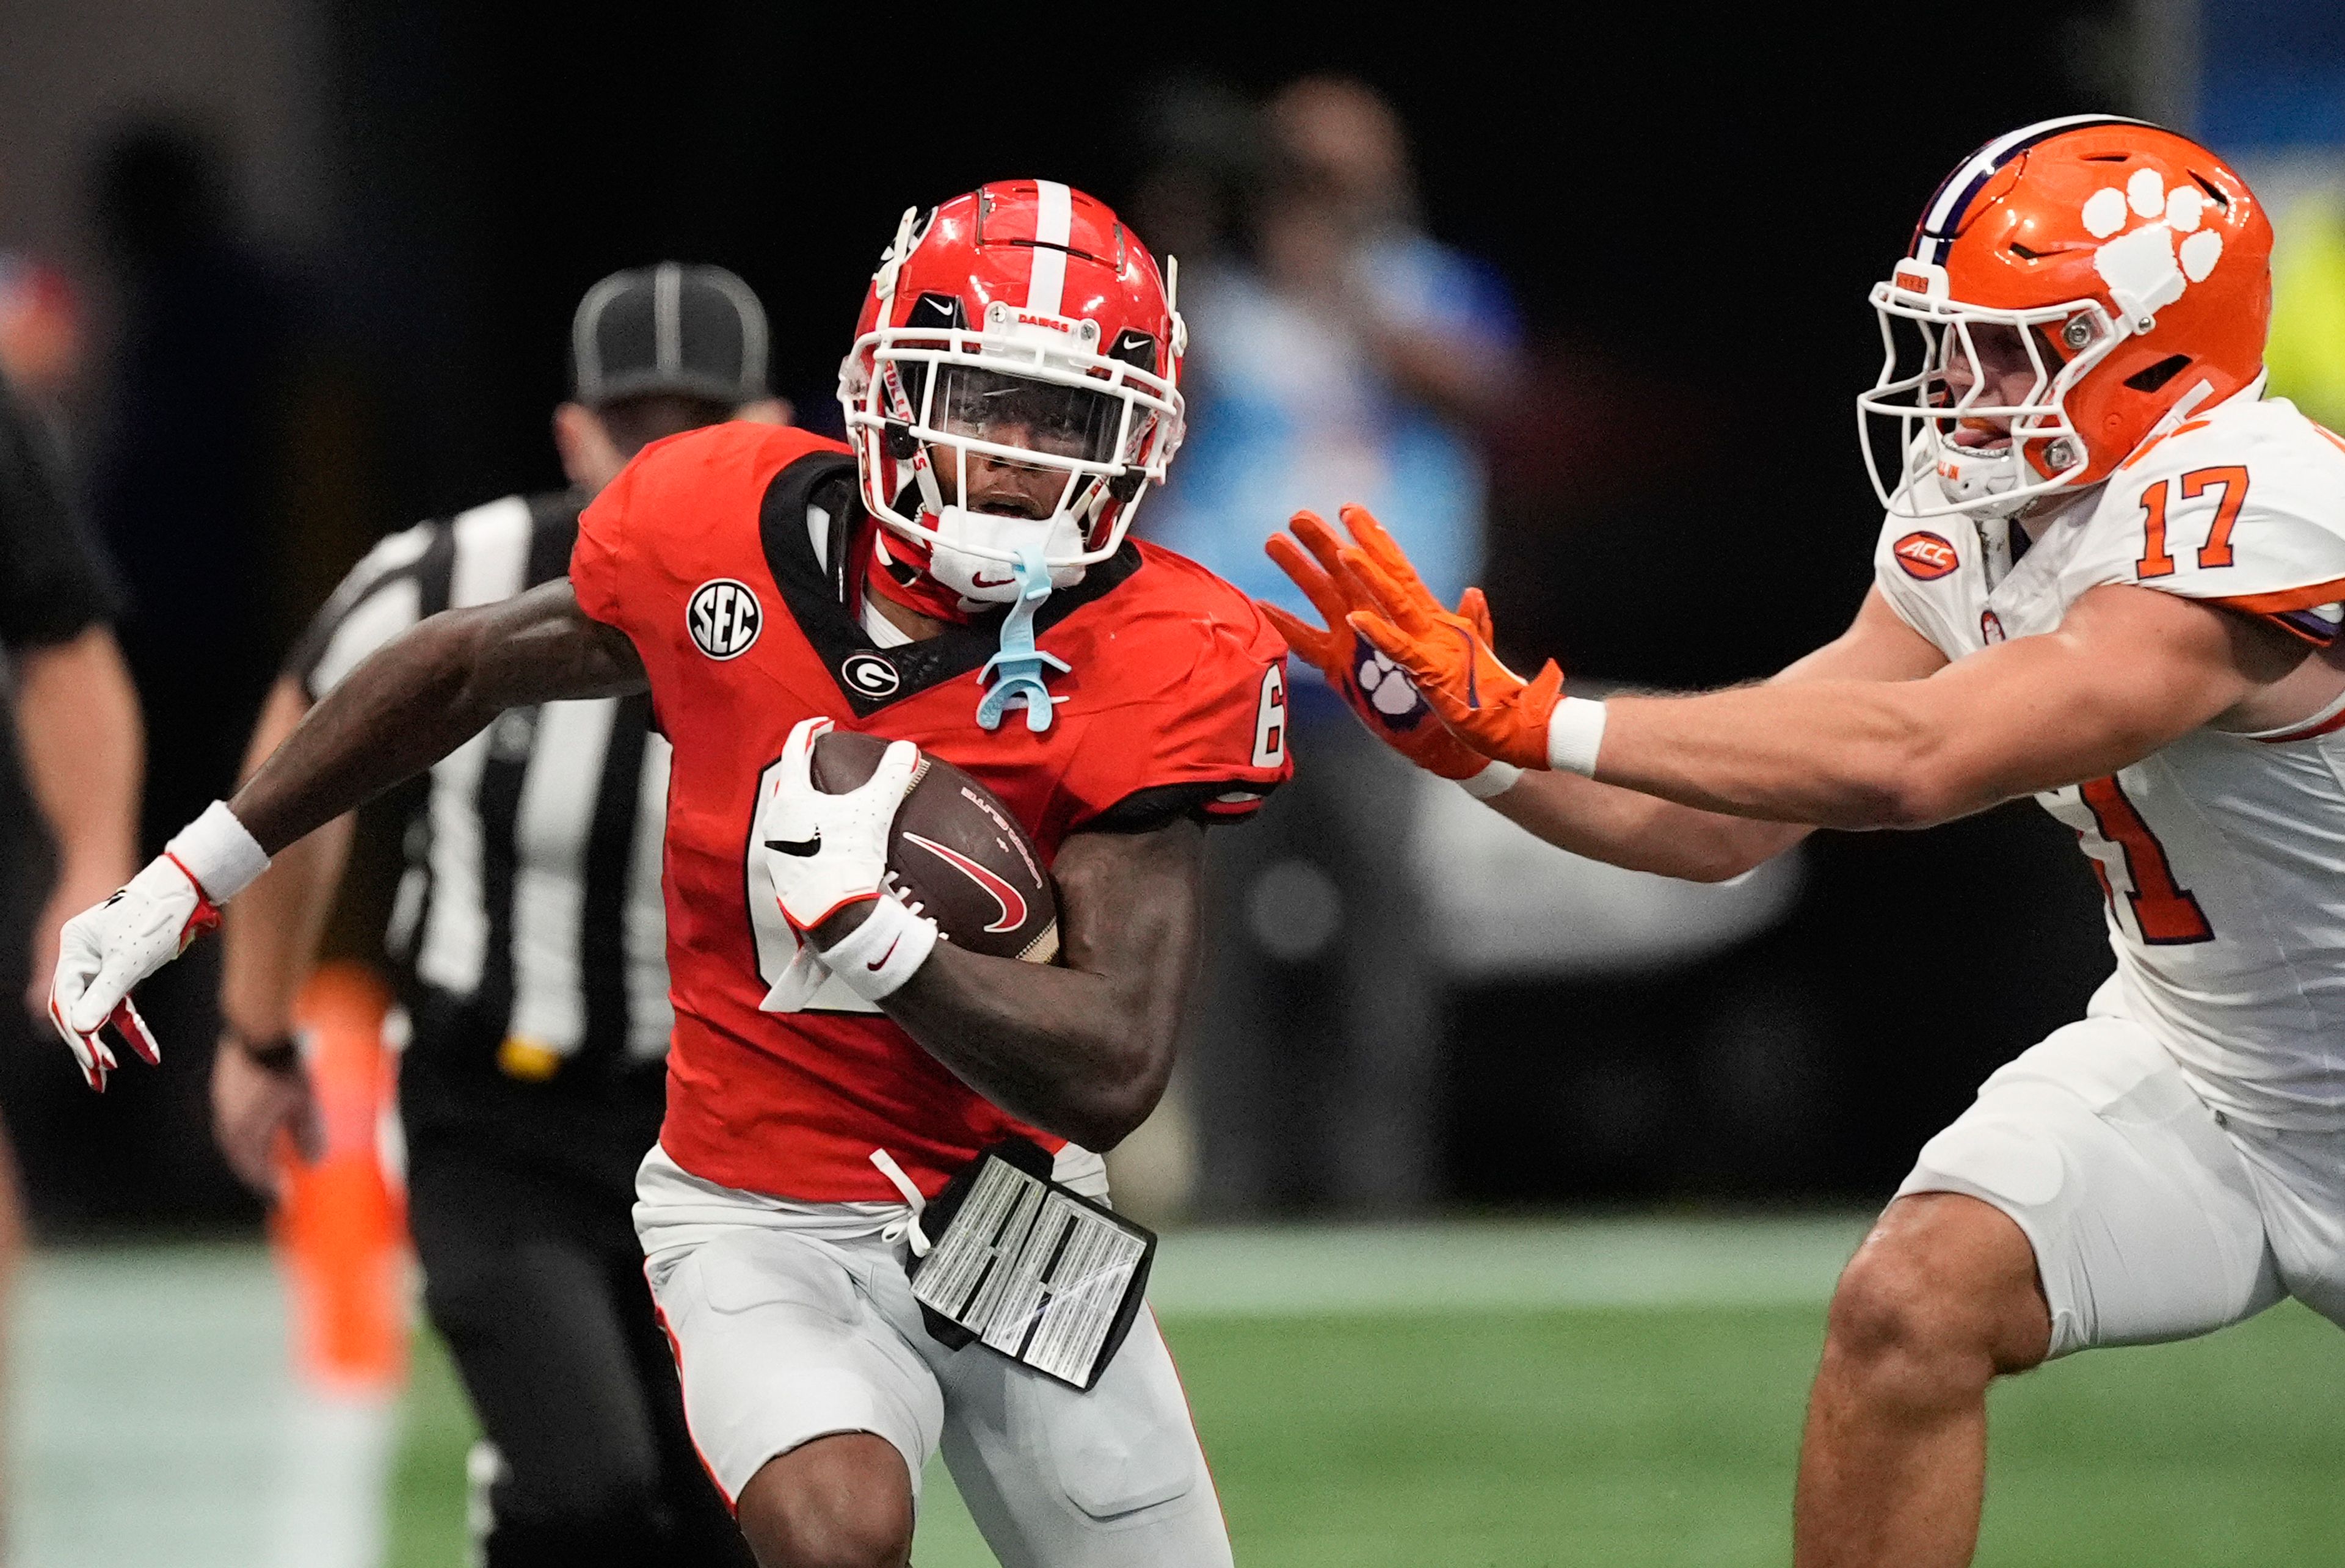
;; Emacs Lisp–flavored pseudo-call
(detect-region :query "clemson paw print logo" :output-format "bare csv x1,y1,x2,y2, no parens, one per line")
1351,637,1434,730
2084,167,2222,328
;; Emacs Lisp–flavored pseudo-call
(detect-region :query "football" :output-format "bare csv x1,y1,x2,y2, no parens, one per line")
809,730,1060,964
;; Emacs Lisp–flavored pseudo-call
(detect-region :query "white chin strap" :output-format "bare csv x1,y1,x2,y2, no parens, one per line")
925,507,1089,604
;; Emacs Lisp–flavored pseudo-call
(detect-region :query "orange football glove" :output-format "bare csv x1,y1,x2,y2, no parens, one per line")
1336,506,1564,771
1260,508,1494,781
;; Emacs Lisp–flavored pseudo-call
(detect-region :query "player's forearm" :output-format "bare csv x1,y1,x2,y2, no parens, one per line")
1594,680,1985,830
219,679,353,1037
230,612,503,854
834,820,1201,1150
15,628,142,888
1486,766,1810,880
882,948,1180,1152
230,582,645,855
1587,597,2250,832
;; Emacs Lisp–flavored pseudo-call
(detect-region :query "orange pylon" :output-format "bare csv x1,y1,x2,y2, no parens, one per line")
271,962,409,1395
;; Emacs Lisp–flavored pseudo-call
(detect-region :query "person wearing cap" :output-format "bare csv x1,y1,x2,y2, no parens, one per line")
213,263,781,1567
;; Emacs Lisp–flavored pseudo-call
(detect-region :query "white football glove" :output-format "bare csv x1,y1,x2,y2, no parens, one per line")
757,718,921,932
46,801,269,1092
48,856,214,1091
754,719,939,1004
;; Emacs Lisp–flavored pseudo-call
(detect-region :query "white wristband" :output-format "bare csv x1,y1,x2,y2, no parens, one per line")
1457,760,1523,800
164,801,271,903
818,895,939,1003
1544,697,1609,777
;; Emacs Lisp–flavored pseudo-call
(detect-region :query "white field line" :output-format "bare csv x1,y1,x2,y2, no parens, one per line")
1144,1215,1874,1319
8,1246,291,1568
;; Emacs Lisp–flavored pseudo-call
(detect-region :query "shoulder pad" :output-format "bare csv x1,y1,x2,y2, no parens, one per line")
2071,399,2345,617
1125,541,1287,651
1868,512,1977,657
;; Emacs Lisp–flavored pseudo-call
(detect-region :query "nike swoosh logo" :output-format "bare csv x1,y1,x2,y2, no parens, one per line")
867,935,901,971
764,835,821,857
971,571,1015,589
902,832,1028,933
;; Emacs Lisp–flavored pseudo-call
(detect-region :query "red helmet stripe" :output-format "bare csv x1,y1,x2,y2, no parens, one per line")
1026,180,1073,315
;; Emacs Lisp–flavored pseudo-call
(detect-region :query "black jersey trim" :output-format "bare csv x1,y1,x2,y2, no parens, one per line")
1078,780,1271,834
756,452,1144,719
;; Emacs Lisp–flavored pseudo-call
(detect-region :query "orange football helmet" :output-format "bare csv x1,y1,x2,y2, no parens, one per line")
1859,115,2273,518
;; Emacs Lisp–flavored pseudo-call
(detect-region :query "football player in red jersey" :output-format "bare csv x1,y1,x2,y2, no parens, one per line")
48,182,1285,1568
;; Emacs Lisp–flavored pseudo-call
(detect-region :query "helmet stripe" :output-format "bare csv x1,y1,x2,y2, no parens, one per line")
1027,180,1074,316
1913,114,2150,263
653,260,682,376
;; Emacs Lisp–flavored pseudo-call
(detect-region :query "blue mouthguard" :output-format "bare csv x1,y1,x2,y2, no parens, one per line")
975,546,1070,733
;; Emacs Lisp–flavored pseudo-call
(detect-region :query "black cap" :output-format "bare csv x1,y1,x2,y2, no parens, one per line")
570,261,770,407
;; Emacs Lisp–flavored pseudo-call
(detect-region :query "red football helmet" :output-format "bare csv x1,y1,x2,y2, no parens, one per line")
837,181,1186,605
1859,115,2273,518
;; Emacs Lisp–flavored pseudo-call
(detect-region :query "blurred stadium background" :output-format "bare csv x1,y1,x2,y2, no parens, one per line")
0,0,2341,1563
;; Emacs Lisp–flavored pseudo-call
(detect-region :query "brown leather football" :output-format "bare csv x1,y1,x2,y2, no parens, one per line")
810,730,1060,964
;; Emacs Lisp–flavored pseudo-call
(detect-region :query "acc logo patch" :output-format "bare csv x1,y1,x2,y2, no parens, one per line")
840,651,901,699
1893,532,1960,581
686,579,762,660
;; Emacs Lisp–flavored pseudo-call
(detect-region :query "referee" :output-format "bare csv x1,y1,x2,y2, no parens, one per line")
214,264,780,1568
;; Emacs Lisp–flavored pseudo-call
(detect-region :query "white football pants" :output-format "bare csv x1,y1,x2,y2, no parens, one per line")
634,1144,1233,1567
1899,1013,2345,1357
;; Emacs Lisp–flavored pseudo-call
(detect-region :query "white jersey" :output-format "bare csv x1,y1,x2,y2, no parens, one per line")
1873,389,2345,1130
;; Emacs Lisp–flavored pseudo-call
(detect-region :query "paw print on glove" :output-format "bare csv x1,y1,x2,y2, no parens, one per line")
1351,636,1433,728
2083,167,2223,330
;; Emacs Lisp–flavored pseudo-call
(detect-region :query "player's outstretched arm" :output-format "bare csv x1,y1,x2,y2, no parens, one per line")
819,819,1203,1152
1266,507,1950,880
1334,507,2307,830
1486,589,1951,879
1591,584,2306,829
231,580,645,854
47,580,644,1086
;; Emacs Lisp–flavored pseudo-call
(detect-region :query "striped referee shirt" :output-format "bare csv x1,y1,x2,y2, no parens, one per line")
288,492,672,1173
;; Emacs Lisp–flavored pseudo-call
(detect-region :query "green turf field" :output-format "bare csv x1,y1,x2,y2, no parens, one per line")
384,1220,2345,1567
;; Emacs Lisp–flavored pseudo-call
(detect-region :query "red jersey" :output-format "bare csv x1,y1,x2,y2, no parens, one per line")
571,423,1291,1200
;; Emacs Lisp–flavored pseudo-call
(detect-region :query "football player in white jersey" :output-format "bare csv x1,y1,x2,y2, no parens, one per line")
1264,116,2345,1567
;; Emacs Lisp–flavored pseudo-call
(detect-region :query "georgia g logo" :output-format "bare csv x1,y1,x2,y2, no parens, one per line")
687,579,762,660
840,652,901,698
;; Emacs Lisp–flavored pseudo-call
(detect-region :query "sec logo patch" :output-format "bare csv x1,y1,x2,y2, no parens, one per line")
686,579,762,660
1893,532,1959,581
841,651,901,698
